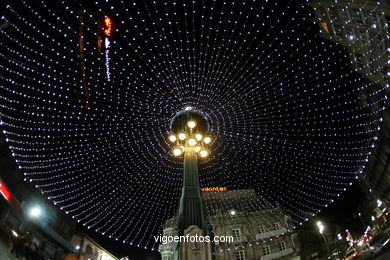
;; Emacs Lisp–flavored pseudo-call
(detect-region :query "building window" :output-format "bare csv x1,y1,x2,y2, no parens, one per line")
372,34,385,52
257,225,266,234
351,8,364,24
278,241,287,251
263,245,271,255
327,7,337,20
333,24,342,36
357,30,370,46
344,27,355,41
273,222,281,230
367,10,381,28
380,66,389,78
236,250,245,260
316,7,326,20
233,228,241,240
354,53,364,68
339,7,350,22
368,59,376,73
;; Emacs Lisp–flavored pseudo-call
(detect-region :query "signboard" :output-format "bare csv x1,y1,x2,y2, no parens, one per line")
201,187,228,192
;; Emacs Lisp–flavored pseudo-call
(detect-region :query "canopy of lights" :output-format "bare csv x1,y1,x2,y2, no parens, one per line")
0,0,386,251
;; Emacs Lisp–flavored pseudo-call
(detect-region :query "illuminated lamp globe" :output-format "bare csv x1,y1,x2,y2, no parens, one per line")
194,146,201,153
195,133,202,141
204,137,211,144
173,148,182,156
178,133,186,140
180,146,186,152
169,135,177,143
187,120,196,129
29,207,41,218
199,149,209,158
188,138,196,146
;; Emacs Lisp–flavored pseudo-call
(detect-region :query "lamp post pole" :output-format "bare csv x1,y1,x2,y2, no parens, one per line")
317,221,330,256
167,108,213,260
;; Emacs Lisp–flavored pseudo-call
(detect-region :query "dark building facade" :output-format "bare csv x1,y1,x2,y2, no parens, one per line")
0,133,78,259
307,0,390,232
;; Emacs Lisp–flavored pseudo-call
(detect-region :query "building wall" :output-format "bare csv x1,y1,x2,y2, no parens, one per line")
307,0,389,88
0,133,78,259
307,0,390,231
71,233,117,260
160,190,301,260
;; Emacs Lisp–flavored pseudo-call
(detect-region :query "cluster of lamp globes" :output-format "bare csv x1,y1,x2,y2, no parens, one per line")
168,120,211,158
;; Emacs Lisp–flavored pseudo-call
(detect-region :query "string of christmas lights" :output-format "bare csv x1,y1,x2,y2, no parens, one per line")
0,0,387,250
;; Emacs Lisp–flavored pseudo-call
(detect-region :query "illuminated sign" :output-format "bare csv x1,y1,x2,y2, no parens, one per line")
103,17,112,82
201,187,228,192
104,17,112,36
0,179,20,210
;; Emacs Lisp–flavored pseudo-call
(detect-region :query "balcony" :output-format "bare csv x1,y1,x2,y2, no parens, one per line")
261,248,293,260
255,228,287,240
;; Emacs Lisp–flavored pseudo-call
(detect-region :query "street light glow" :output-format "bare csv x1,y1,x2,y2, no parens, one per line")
204,137,211,144
178,133,186,140
30,207,41,217
195,133,202,141
188,138,196,146
187,120,196,129
200,150,209,158
194,146,201,153
169,135,177,142
173,148,182,156
317,221,324,234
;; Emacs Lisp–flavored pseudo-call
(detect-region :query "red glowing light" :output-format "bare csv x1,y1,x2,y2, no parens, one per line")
104,17,112,36
0,180,11,200
0,180,20,210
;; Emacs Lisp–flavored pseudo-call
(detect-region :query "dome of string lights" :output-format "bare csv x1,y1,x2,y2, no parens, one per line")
0,0,387,251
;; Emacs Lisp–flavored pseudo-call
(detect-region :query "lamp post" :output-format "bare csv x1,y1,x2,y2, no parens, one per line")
168,108,213,260
317,221,330,256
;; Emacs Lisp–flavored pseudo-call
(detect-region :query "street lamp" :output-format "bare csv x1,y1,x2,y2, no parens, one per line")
29,206,41,218
168,109,213,259
317,221,330,255
168,114,212,159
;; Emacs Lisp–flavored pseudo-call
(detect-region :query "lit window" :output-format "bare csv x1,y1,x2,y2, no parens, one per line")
236,250,245,260
320,22,329,33
278,241,287,251
263,245,271,255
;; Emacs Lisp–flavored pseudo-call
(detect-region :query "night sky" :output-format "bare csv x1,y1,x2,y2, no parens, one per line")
0,0,386,255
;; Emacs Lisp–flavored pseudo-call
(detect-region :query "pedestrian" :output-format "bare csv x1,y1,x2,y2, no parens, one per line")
10,235,20,257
